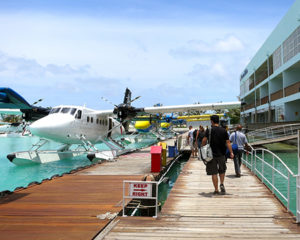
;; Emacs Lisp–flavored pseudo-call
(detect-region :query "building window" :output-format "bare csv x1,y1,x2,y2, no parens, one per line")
273,46,282,71
282,26,300,64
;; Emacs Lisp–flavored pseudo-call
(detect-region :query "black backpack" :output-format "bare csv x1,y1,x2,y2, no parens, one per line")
193,129,198,143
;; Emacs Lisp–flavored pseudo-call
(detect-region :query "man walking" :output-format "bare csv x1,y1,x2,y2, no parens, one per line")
187,125,196,157
230,124,249,177
202,115,234,194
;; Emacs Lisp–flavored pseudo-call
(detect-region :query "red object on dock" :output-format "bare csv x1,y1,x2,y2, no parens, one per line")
150,146,162,172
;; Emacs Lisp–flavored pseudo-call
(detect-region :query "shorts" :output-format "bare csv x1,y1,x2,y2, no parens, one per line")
189,141,195,150
206,155,227,175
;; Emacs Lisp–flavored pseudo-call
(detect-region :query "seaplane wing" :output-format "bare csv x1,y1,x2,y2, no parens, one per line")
91,110,114,117
0,88,32,110
0,88,50,121
0,108,23,115
143,101,241,114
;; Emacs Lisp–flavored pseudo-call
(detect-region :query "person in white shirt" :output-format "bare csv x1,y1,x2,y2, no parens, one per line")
187,125,196,157
229,125,249,177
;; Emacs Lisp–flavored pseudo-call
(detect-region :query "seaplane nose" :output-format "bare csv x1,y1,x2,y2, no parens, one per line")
30,115,73,139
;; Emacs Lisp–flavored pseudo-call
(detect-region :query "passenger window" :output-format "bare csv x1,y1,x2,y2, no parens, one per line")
96,119,99,124
91,117,93,123
61,108,71,114
70,108,77,115
87,116,90,122
75,110,82,119
105,119,108,126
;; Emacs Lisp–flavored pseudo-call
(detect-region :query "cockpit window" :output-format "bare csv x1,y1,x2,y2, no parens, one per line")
50,107,61,114
61,108,71,114
70,108,77,115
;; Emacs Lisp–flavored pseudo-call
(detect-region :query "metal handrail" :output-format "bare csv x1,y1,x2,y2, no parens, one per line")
247,123,300,143
242,145,299,221
254,148,296,177
248,123,300,134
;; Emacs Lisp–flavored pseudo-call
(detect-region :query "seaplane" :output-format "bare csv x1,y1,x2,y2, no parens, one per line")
0,87,50,121
134,113,228,135
0,88,241,165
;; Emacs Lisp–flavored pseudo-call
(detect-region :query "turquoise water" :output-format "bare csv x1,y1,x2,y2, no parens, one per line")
0,134,158,192
243,150,298,216
158,156,188,207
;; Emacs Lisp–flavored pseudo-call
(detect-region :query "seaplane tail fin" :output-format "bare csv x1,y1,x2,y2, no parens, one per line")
0,88,32,110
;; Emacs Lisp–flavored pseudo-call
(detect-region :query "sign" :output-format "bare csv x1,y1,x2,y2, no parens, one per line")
240,68,248,80
129,182,152,198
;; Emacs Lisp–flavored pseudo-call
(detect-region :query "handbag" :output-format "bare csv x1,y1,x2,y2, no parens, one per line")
226,131,239,158
232,132,239,154
200,128,213,162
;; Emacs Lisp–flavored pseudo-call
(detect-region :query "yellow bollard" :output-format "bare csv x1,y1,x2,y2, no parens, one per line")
158,142,167,166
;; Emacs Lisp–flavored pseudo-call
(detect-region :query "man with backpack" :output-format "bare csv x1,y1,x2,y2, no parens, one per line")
229,125,249,177
202,115,234,194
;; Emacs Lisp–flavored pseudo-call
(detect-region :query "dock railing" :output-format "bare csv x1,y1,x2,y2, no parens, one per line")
247,123,300,143
242,139,300,223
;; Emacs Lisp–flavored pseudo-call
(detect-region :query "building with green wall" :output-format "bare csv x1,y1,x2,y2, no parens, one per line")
240,0,300,124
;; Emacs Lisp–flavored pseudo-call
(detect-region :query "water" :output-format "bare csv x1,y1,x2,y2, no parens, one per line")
158,155,189,207
0,134,158,192
243,149,298,216
130,154,189,216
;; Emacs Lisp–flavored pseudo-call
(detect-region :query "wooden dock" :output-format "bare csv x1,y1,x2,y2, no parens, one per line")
100,157,300,239
0,137,177,240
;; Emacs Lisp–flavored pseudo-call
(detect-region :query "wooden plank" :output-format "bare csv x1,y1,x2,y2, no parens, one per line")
0,136,179,240
102,157,300,239
0,172,143,239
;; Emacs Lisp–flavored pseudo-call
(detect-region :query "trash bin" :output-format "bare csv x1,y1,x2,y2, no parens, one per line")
151,146,162,172
168,146,176,158
158,142,167,166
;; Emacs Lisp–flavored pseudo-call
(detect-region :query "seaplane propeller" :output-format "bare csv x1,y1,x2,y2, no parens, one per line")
32,98,43,106
101,88,144,131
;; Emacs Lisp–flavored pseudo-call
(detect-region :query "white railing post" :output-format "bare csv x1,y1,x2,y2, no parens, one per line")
262,150,265,183
297,175,300,223
251,149,254,172
287,172,290,212
297,130,300,223
272,155,275,194
254,150,257,174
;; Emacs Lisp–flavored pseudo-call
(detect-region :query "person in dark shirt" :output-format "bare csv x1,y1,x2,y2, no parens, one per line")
196,125,205,158
202,115,234,194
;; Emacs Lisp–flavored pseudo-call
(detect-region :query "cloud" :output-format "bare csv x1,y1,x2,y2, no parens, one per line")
169,35,244,59
0,51,91,80
45,64,90,75
187,63,227,78
0,51,129,107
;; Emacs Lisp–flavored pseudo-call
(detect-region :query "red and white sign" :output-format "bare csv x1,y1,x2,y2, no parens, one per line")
129,182,152,198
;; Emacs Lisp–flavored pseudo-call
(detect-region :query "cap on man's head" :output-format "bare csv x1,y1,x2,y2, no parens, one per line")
210,115,219,124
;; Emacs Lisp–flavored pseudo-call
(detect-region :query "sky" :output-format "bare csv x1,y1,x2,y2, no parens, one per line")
0,0,296,110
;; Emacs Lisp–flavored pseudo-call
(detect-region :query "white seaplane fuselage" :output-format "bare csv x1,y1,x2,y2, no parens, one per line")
29,105,124,144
